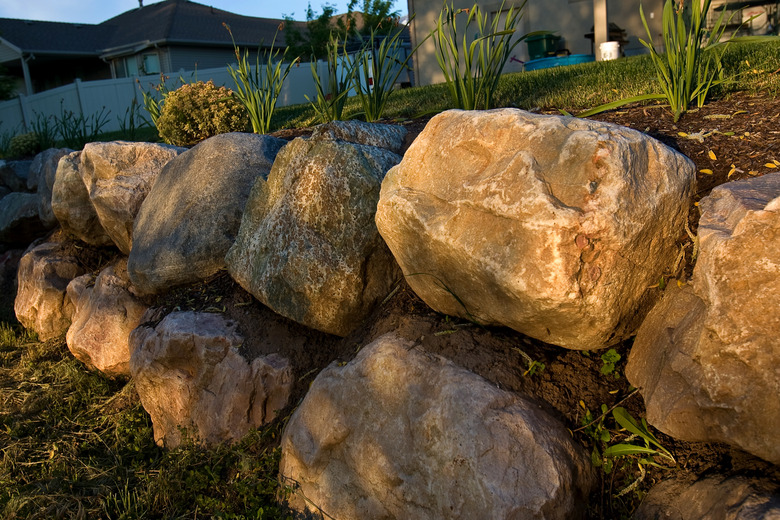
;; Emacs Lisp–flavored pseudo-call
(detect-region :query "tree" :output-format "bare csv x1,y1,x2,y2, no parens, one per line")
283,0,400,60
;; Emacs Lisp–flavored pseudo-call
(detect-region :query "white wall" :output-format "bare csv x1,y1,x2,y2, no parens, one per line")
0,61,329,136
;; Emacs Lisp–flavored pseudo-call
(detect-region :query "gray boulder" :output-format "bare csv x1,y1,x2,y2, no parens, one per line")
32,148,73,228
633,475,780,520
128,133,285,295
66,258,148,376
0,192,48,244
51,151,113,246
0,160,32,192
226,129,402,337
310,120,407,153
80,141,185,254
130,311,292,448
626,173,780,464
14,241,84,340
0,186,9,200
280,333,596,520
375,109,695,350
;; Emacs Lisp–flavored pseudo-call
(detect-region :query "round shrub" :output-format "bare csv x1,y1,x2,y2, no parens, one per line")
156,80,250,146
7,132,41,159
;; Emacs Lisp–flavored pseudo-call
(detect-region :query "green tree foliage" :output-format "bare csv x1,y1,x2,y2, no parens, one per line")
284,0,399,60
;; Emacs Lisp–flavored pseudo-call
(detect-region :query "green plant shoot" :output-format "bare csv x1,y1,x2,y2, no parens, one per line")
432,0,540,110
353,23,419,122
226,24,297,134
307,33,356,123
603,407,676,467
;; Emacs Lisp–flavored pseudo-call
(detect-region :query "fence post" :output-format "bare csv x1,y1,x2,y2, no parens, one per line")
17,94,31,132
74,78,85,115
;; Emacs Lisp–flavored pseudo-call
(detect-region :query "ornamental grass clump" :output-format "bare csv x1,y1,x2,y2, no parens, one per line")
156,80,249,147
433,0,537,110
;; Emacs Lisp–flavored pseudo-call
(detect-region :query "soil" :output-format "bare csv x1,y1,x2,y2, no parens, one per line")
2,91,779,519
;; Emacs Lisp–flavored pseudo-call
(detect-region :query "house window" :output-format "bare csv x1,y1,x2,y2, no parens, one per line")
123,56,139,77
142,53,161,75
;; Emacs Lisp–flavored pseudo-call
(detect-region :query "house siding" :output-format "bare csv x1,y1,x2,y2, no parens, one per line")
167,46,239,72
408,0,665,86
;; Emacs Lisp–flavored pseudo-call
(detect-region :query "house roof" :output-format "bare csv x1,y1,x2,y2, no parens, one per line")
0,0,299,61
0,18,113,56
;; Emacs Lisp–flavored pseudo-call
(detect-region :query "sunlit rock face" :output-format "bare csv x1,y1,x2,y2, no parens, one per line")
376,108,695,350
280,332,596,520
627,173,780,465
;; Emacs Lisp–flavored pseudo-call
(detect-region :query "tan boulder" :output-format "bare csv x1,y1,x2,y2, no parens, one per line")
80,141,184,254
626,173,780,464
128,133,285,295
634,474,780,520
14,241,84,340
129,311,292,447
376,109,695,350
280,333,595,520
226,129,402,336
66,258,147,376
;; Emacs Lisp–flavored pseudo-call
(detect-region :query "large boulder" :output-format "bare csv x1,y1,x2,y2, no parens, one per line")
66,258,147,376
80,141,185,254
376,109,695,350
0,192,49,244
309,120,407,153
626,173,780,464
51,151,113,246
0,160,33,192
129,311,292,448
280,333,595,520
32,148,73,228
14,241,84,340
226,127,403,337
128,133,285,295
633,475,780,520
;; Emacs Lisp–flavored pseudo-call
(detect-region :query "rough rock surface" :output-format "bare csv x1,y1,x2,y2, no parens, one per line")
130,311,292,448
0,192,48,244
14,241,84,340
0,186,9,200
226,129,402,337
626,173,780,464
33,148,73,228
310,120,407,153
128,133,285,295
633,475,780,520
51,151,113,246
280,333,595,520
80,141,184,254
376,109,695,350
66,259,147,376
0,160,32,192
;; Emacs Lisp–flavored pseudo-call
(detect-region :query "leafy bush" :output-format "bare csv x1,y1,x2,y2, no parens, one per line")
156,80,249,146
7,132,40,159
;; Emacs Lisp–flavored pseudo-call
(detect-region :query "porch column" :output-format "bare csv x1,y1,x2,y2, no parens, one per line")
594,0,608,60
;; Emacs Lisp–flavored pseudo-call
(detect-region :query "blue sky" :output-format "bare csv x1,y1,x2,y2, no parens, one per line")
0,0,405,24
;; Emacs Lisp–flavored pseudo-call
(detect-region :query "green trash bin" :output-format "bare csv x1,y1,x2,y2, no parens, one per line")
526,34,561,60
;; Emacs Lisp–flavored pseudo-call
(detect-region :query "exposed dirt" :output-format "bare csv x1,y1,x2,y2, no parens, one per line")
2,91,778,519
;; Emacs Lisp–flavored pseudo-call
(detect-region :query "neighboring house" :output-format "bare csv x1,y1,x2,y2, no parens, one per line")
407,0,778,87
0,0,300,96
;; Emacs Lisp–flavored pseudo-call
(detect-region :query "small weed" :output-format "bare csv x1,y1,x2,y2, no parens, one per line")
600,348,621,378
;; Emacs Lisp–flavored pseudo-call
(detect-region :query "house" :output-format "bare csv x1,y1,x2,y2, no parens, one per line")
0,0,301,96
407,0,778,87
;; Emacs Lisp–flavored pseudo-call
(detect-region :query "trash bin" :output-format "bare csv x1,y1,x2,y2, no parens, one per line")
526,34,561,60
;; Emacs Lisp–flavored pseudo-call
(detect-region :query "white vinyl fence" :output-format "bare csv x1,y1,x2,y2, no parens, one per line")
0,61,331,136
